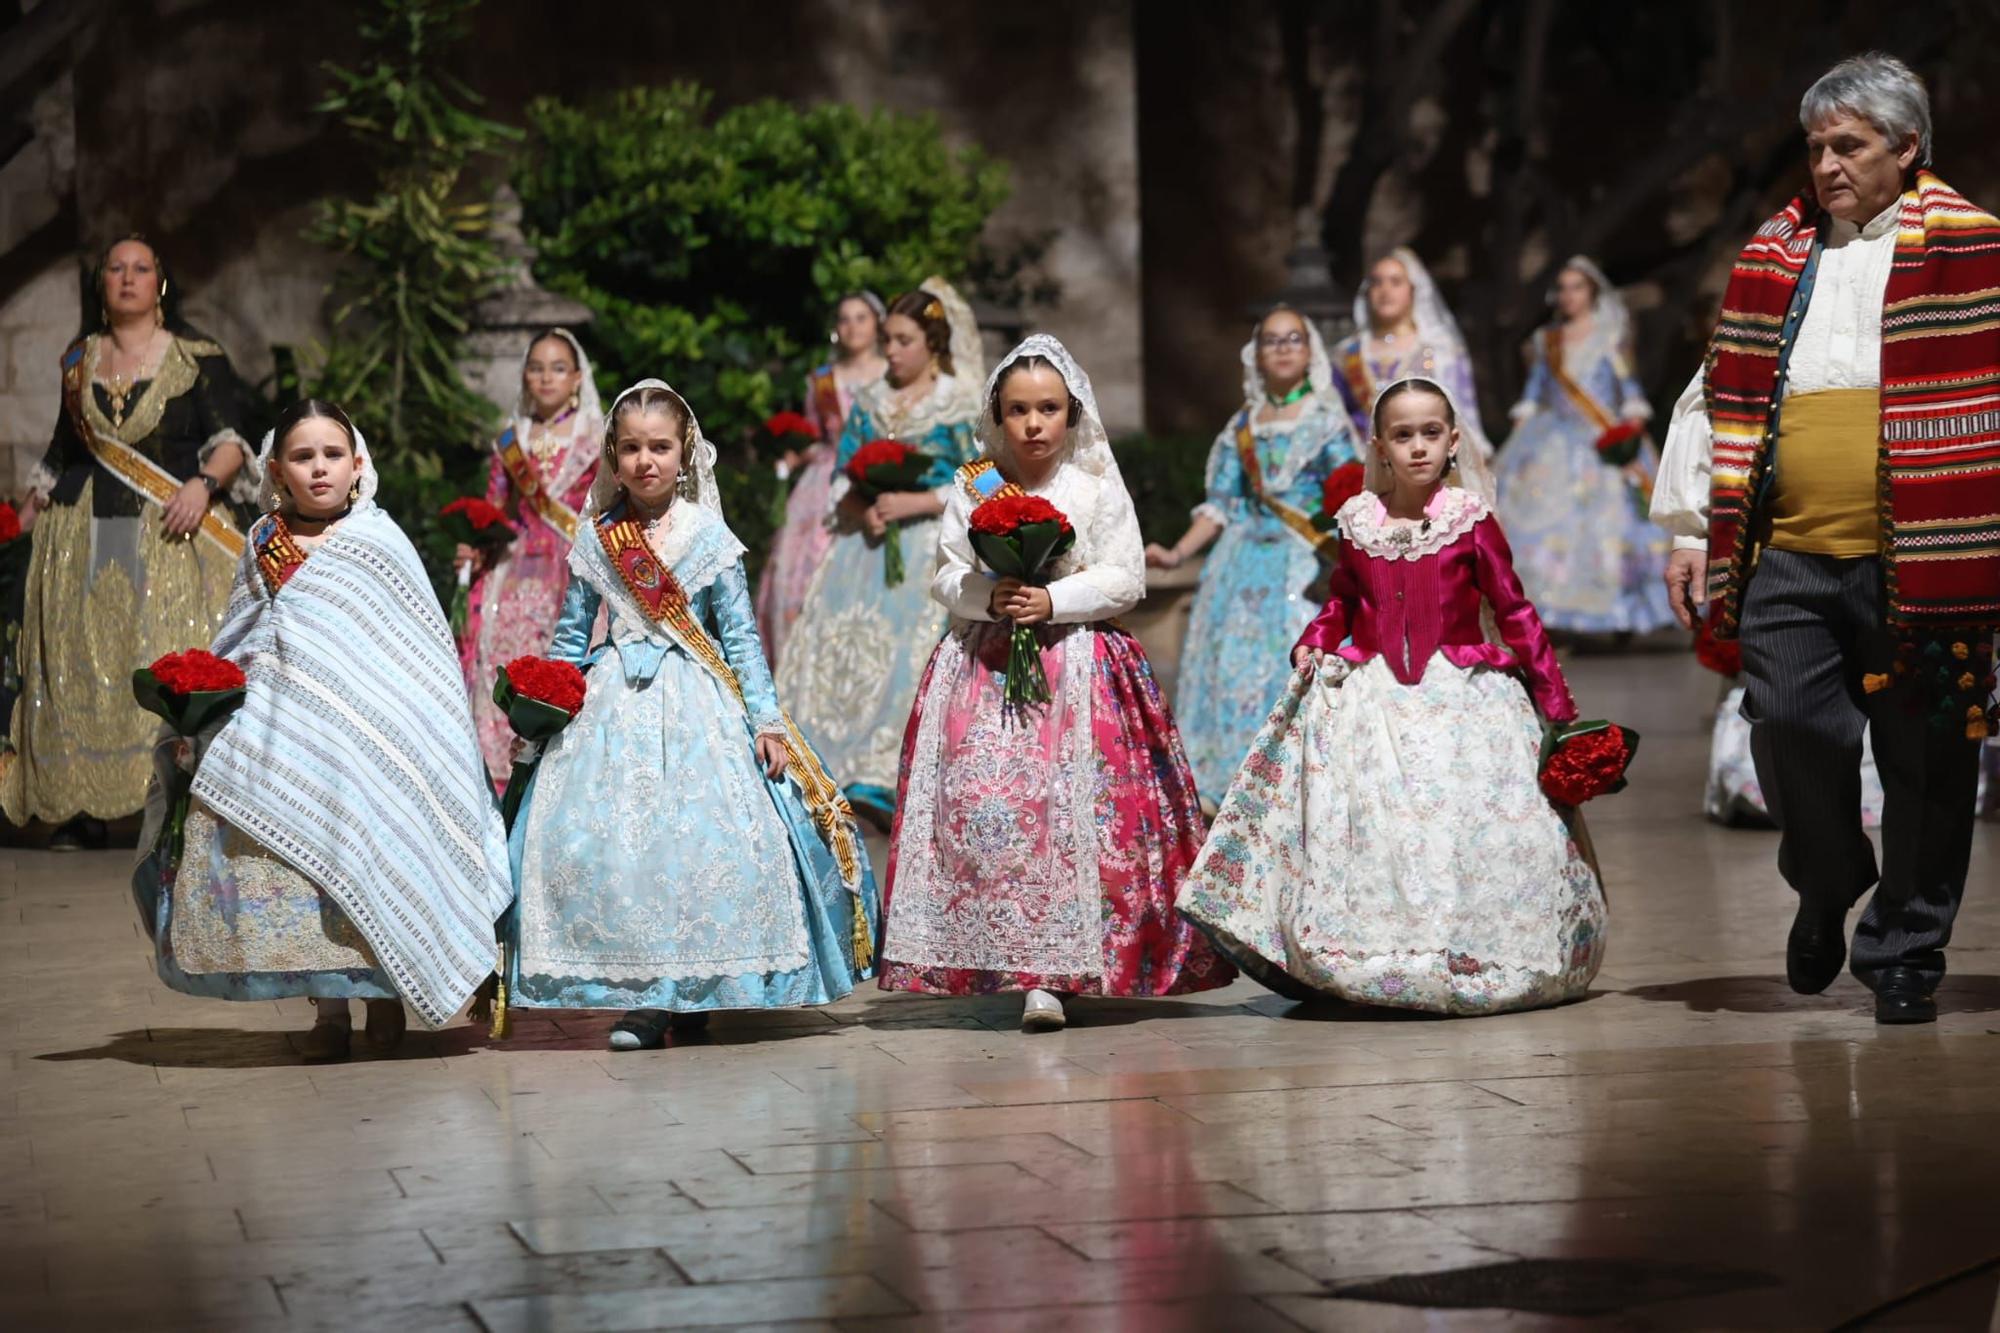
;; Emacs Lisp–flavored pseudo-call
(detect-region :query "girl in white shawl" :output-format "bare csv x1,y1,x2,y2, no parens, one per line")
139,399,514,1061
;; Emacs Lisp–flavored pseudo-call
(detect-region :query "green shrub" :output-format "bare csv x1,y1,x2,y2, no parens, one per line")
1113,432,1215,546
303,0,519,603
513,83,1014,571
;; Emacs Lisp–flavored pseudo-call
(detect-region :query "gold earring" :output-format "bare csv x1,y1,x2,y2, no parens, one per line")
348,478,362,504
567,389,580,412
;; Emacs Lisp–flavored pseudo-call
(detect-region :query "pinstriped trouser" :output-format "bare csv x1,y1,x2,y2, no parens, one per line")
1737,549,1982,988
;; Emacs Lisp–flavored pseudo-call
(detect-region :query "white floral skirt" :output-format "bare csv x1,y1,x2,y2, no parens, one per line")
1179,654,1606,1015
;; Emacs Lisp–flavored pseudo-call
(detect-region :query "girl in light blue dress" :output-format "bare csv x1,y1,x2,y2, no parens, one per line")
1494,257,1675,635
507,380,878,1051
1147,306,1360,804
775,279,984,819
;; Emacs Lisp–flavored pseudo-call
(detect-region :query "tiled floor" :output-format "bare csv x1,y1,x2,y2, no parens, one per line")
5,649,1999,1331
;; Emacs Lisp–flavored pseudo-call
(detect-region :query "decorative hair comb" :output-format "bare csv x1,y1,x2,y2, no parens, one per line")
923,299,943,321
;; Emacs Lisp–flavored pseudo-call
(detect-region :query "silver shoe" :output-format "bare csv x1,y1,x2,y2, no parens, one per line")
1021,988,1066,1033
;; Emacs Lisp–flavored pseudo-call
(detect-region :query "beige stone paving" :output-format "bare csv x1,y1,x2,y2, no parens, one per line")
3,651,2000,1330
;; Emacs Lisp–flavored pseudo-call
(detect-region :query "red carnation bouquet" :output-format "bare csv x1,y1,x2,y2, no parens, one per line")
1693,620,1742,678
967,493,1076,707
131,649,250,882
765,411,817,444
1313,462,1368,532
0,502,30,701
493,655,589,829
1593,420,1646,467
1539,719,1640,806
845,439,938,586
439,497,518,637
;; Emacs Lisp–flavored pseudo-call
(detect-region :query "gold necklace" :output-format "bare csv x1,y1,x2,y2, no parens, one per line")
101,330,159,428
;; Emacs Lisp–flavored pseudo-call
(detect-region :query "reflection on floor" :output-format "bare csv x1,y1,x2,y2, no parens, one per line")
4,650,1998,1331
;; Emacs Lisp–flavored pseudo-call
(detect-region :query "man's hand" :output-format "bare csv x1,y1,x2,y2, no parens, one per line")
1665,548,1709,630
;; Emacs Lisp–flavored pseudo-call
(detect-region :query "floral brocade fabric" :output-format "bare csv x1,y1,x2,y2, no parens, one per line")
1180,656,1606,1015
878,623,1235,997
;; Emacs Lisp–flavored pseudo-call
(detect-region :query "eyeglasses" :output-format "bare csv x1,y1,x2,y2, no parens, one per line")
1258,333,1308,351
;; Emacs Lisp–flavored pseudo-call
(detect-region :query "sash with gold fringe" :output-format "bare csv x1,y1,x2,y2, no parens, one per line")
495,427,581,542
60,337,245,560
1232,412,1337,557
593,515,872,967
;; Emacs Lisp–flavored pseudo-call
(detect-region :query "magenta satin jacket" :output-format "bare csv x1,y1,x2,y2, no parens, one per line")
1294,488,1577,723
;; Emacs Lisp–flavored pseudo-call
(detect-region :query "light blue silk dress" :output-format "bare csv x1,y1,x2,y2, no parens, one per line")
1177,399,1356,803
774,375,980,815
508,500,878,1012
1493,329,1676,634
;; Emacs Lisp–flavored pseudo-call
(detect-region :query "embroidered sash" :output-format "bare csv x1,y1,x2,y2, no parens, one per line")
60,338,245,559
593,517,871,960
495,427,580,542
1232,412,1337,557
252,515,309,595
1543,328,1618,435
808,365,843,440
956,457,1027,504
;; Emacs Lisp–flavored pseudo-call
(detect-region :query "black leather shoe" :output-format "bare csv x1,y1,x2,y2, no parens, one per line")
1873,968,1938,1025
1786,901,1848,995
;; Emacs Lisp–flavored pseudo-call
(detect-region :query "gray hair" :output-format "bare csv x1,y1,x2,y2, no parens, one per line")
1799,53,1932,166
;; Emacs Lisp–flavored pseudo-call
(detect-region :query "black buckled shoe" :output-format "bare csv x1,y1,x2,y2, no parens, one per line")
1786,901,1848,995
1873,967,1938,1025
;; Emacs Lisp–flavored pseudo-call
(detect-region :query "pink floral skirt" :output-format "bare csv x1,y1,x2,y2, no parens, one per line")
878,621,1235,997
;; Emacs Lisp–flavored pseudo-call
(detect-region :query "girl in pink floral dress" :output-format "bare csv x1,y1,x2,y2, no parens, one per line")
877,335,1235,1032
756,293,887,666
1180,377,1605,1015
458,328,605,787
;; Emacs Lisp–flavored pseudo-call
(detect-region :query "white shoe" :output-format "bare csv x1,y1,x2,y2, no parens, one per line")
1022,988,1066,1033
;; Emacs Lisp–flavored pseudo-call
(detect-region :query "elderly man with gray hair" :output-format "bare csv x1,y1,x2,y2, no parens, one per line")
1653,52,2000,1025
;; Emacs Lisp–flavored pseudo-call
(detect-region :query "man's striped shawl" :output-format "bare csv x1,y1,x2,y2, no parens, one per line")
1704,170,2000,637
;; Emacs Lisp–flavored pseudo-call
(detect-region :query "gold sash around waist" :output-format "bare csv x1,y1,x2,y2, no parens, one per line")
1767,388,1881,558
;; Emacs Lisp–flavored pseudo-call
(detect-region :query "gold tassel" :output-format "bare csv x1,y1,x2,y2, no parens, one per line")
852,898,874,972
490,943,512,1039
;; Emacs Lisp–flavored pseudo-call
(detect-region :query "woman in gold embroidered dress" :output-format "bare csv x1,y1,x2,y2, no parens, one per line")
4,237,255,849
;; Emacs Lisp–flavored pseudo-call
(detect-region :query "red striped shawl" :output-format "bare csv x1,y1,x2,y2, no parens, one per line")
1704,170,2000,637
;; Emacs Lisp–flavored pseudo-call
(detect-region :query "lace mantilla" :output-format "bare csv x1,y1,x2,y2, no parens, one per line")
1339,487,1487,561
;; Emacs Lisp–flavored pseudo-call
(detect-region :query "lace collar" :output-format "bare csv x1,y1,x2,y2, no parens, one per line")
1338,486,1487,561
854,371,979,440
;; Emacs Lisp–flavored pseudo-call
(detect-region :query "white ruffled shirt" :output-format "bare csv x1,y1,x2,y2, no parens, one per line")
1650,199,1900,551
932,460,1147,626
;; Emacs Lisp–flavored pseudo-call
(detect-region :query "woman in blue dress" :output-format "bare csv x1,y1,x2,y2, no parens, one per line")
1146,306,1360,804
508,380,878,1052
776,279,983,820
1493,257,1675,635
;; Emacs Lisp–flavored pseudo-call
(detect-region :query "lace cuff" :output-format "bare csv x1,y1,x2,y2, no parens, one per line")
1619,397,1653,422
1191,501,1227,528
27,462,58,500
201,430,260,505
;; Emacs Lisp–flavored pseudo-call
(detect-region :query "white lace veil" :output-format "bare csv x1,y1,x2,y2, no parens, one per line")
1353,246,1470,356
512,327,602,445
588,378,722,520
256,411,378,514
978,334,1121,489
1361,375,1497,505
1552,255,1631,350
1239,306,1337,413
918,275,985,388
